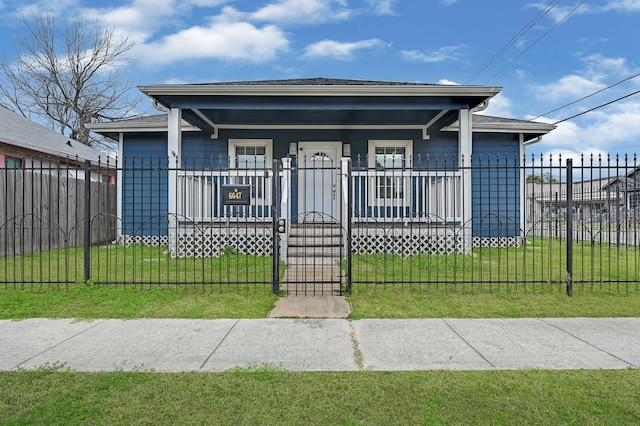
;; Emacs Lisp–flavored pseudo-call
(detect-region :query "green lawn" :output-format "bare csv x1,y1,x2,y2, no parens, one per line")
0,244,278,285
352,237,640,287
0,283,278,320
3,240,640,425
1,369,639,425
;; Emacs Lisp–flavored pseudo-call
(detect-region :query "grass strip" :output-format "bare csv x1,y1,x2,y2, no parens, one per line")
0,283,278,319
3,282,640,319
1,369,639,425
347,285,640,318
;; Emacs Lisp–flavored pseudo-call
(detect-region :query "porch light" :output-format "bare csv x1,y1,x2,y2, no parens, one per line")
289,142,297,156
343,144,351,157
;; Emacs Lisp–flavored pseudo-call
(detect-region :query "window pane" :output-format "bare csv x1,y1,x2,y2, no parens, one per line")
375,147,405,169
236,146,266,169
5,157,23,169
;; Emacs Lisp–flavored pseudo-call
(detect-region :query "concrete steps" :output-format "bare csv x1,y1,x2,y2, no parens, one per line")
286,224,343,266
283,223,345,295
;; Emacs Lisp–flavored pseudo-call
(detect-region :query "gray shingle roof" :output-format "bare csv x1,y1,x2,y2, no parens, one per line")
193,77,443,86
0,105,104,162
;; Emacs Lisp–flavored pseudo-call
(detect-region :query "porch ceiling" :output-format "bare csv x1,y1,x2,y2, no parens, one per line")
141,80,499,134
181,106,460,129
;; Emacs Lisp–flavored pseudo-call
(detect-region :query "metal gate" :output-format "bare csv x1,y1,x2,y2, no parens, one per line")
272,158,352,296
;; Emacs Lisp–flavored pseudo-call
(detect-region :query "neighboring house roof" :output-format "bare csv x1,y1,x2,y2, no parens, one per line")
0,105,105,163
85,114,199,141
602,176,640,192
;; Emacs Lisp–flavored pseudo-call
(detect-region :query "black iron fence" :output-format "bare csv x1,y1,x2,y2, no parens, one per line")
1,154,640,294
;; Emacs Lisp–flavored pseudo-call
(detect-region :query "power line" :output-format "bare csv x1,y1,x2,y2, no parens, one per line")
482,0,586,85
531,72,640,120
464,0,560,84
553,90,640,125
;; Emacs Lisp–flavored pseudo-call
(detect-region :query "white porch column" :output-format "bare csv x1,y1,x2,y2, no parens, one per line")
519,133,527,239
167,108,182,256
116,132,123,241
459,108,473,253
280,157,292,260
341,157,351,257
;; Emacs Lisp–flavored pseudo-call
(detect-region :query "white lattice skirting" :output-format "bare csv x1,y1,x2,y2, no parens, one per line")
472,236,524,248
119,227,273,258
351,227,464,255
117,235,169,247
118,229,522,258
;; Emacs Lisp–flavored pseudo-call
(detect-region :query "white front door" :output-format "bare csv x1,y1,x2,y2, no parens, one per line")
298,142,341,220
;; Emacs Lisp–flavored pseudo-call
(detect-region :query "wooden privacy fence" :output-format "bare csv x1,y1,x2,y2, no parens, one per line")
0,160,116,257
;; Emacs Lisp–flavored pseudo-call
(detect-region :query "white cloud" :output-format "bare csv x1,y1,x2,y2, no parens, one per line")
533,100,640,154
533,75,605,102
581,54,631,80
303,38,388,60
366,0,396,15
14,0,80,18
137,12,289,64
478,93,514,117
438,79,460,85
186,0,228,6
80,0,176,44
602,0,640,12
401,45,467,63
250,0,350,24
441,0,458,5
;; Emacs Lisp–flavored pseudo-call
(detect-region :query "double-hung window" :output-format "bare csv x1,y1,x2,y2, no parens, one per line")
229,139,272,205
368,140,412,203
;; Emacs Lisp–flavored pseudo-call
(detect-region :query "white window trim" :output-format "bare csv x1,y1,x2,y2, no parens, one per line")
367,140,413,168
228,139,273,206
367,140,413,205
228,139,273,168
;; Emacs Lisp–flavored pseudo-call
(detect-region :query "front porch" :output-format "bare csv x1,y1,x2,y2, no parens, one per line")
168,157,471,260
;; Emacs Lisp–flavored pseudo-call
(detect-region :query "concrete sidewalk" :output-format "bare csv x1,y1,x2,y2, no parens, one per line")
1,318,639,372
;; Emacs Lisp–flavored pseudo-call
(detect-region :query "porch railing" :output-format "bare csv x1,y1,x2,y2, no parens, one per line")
351,169,463,223
177,169,273,221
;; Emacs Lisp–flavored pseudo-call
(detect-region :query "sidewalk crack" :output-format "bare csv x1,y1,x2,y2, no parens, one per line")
199,319,240,371
537,318,637,368
349,320,365,371
442,319,495,368
15,319,106,369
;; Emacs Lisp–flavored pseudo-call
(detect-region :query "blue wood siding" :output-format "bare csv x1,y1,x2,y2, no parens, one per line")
472,133,521,237
181,131,229,168
120,127,523,239
122,132,168,235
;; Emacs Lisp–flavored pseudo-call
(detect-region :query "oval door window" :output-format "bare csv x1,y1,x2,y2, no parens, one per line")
310,152,331,162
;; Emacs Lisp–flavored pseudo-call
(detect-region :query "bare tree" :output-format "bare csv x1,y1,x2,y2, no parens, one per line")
0,13,141,148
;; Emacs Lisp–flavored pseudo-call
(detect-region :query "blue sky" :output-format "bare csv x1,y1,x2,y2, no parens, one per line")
1,0,640,158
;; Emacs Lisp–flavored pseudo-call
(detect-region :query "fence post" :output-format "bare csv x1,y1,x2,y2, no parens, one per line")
566,158,573,296
84,160,91,283
272,159,280,294
341,158,353,295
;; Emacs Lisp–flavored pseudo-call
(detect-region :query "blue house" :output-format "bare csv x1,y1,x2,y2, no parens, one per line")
88,78,554,259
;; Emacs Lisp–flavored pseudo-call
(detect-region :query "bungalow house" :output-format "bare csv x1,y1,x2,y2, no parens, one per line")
87,78,554,260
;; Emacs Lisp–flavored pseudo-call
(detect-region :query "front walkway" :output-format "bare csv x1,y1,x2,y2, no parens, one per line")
2,318,639,372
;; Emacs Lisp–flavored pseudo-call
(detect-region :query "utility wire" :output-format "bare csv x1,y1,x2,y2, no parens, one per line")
553,90,640,124
531,72,640,120
482,0,586,85
464,0,560,84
